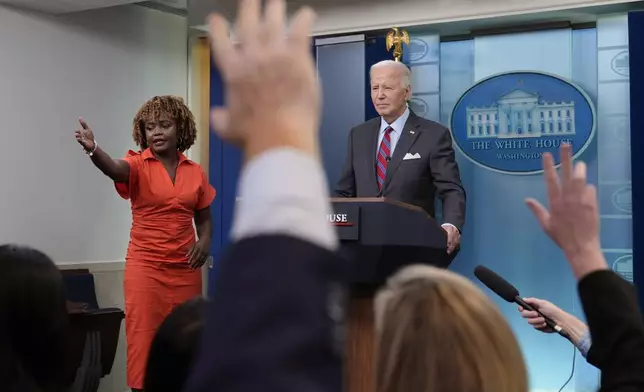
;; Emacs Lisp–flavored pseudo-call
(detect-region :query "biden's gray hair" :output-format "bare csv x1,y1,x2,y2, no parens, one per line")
370,60,411,88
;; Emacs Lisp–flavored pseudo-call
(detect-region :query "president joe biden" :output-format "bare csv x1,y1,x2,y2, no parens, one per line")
334,60,466,254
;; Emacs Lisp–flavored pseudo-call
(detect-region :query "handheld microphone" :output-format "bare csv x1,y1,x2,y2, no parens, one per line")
473,265,568,339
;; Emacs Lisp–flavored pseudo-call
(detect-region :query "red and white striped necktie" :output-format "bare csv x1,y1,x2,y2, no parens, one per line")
376,127,393,190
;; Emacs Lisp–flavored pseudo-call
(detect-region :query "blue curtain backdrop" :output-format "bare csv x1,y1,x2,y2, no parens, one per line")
207,59,241,292
628,11,644,310
208,60,224,287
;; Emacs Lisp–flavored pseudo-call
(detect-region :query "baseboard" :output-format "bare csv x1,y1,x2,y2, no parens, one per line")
58,260,209,295
57,260,125,272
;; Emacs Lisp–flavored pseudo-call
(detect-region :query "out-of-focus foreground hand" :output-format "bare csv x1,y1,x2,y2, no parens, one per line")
206,0,320,162
525,144,607,280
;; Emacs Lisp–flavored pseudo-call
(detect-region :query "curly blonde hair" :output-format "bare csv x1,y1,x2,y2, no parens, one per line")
132,95,197,152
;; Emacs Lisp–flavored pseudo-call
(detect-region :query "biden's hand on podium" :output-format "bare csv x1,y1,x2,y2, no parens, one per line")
525,144,606,280
441,224,460,254
207,0,320,162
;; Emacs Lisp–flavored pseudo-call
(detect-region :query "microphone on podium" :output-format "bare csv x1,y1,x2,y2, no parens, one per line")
473,265,569,339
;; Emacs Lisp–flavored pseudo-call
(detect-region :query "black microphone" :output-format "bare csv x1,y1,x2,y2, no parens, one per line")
385,156,391,162
473,265,568,339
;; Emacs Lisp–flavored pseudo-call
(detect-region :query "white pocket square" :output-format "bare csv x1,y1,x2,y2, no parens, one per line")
403,152,421,160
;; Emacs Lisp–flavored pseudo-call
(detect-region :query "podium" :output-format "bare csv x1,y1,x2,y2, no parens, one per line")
330,198,450,392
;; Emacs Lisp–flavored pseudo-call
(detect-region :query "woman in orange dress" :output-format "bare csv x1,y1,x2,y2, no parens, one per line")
74,96,216,392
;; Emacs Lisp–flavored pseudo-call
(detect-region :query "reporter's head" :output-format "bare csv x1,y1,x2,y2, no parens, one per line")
374,265,528,392
0,244,68,391
145,297,208,392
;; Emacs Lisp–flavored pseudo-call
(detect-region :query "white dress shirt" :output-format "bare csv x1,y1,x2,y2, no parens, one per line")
231,148,338,251
377,108,458,232
376,107,410,159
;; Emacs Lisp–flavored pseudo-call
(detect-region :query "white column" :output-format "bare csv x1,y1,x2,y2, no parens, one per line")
480,118,484,136
499,108,507,136
553,109,558,134
488,113,492,135
532,108,539,135
514,110,520,135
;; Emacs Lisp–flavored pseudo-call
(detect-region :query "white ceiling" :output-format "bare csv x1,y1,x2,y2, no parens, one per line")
0,0,143,14
189,0,644,36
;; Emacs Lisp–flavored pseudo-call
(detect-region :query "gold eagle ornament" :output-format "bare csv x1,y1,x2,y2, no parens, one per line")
386,27,410,62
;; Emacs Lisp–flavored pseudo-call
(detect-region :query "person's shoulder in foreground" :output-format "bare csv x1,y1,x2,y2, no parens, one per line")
184,0,343,391
578,269,644,390
186,232,344,392
187,150,343,392
184,152,345,392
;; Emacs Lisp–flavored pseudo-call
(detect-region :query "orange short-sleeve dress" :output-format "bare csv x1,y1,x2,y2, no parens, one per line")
115,148,216,389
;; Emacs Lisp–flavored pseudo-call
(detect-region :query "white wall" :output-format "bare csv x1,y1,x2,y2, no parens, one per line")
0,4,188,264
0,5,188,392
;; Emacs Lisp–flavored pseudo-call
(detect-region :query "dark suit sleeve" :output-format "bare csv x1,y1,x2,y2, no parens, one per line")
429,126,466,230
580,270,644,390
334,128,356,197
185,234,344,392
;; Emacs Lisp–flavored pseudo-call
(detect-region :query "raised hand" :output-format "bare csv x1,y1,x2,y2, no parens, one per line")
525,144,606,278
207,0,320,159
74,118,96,151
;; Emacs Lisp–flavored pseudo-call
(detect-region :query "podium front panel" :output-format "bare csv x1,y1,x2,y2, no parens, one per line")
329,203,361,241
